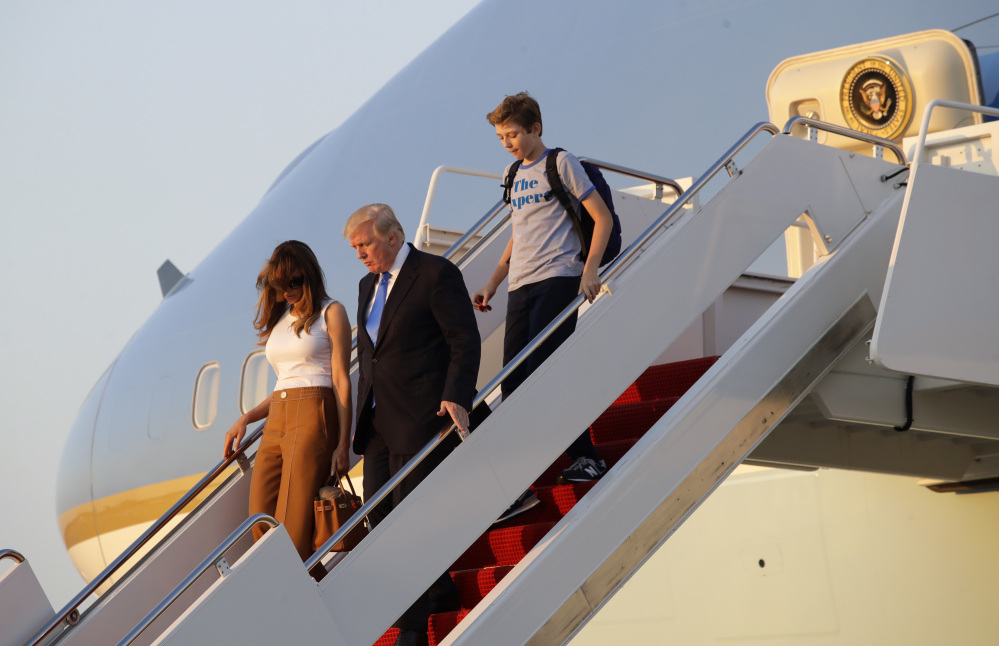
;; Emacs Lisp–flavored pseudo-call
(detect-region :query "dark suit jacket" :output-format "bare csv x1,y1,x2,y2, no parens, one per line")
353,244,481,455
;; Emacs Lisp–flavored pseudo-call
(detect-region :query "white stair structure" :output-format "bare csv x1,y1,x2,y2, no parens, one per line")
16,107,999,645
311,126,908,646
0,551,54,646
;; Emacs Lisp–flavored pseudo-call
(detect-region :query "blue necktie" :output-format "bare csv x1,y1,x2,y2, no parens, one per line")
366,272,390,345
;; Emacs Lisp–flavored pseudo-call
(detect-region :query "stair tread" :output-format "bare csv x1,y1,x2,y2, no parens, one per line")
450,565,514,606
451,521,556,571
612,356,718,405
588,395,681,445
372,357,719,646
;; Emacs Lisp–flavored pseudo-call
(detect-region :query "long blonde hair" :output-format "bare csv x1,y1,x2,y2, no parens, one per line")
254,240,330,343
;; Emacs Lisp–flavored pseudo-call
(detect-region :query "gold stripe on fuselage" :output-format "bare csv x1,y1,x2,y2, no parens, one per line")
58,469,236,550
59,460,365,550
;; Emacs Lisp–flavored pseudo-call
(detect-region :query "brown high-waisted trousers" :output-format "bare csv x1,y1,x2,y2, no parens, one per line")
249,386,337,561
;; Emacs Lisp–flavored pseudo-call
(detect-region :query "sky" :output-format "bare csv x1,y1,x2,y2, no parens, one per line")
0,0,481,611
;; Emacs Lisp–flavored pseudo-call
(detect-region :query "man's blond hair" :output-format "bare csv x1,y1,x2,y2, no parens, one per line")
343,203,406,241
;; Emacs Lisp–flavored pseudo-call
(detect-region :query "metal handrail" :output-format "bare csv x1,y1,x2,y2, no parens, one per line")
910,99,999,164
0,548,25,565
420,159,685,261
439,199,508,262
414,166,504,249
27,424,266,646
448,210,513,269
578,157,684,200
783,116,906,164
306,121,783,572
116,514,279,646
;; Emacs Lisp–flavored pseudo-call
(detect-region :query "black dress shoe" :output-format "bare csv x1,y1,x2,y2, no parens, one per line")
393,629,429,646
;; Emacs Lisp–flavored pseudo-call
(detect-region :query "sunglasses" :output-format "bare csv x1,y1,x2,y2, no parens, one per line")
275,275,305,291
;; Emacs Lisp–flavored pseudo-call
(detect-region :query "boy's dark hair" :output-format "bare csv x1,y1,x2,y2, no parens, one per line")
487,92,543,135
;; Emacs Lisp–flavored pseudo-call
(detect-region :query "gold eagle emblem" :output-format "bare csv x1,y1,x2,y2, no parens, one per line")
840,56,913,140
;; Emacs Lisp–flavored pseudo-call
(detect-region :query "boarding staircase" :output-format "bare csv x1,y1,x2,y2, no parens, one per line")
5,114,933,645
372,355,720,646
322,124,906,646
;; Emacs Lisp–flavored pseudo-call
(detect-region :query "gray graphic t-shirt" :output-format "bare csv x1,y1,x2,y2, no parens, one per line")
505,149,595,290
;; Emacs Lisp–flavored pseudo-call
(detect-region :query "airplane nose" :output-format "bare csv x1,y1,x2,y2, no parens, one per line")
57,364,114,581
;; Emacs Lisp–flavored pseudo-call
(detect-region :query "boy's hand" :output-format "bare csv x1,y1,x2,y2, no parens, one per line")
580,268,602,303
472,286,495,312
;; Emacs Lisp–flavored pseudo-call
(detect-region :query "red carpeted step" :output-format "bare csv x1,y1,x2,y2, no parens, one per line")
376,611,473,646
428,609,470,644
451,521,556,571
588,396,680,445
451,565,513,606
612,356,718,405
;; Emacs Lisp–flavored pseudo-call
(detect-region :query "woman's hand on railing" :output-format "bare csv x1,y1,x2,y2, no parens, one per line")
223,418,247,459
225,393,272,458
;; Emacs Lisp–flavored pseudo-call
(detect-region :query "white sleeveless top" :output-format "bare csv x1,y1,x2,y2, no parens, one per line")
265,301,335,390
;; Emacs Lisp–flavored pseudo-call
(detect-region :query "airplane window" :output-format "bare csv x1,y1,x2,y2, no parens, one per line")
192,362,220,430
240,351,274,414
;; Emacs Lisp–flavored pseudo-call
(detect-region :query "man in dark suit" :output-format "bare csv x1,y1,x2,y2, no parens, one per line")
345,203,480,646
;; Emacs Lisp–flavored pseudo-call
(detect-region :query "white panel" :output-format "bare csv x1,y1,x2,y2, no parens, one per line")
707,473,837,638
872,163,999,385
153,526,339,645
0,559,54,646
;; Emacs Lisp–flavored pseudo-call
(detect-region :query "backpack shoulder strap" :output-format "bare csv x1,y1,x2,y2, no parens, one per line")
502,160,522,205
544,148,589,258
544,148,568,204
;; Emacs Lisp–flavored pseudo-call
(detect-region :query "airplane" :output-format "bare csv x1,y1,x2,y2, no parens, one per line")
4,0,999,644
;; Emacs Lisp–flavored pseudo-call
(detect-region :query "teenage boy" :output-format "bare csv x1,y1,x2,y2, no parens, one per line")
473,92,613,497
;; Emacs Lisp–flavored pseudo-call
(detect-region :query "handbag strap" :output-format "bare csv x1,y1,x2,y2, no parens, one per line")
334,469,359,497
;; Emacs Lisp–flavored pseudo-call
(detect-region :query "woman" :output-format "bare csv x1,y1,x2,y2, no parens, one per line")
223,240,352,561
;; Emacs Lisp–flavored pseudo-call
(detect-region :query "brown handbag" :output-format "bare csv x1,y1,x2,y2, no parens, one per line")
313,471,368,552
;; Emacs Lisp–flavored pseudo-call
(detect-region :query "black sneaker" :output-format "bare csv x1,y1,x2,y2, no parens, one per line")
557,457,607,484
494,490,541,524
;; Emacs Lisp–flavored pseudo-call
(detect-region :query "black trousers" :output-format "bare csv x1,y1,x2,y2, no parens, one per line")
361,406,463,632
502,275,599,461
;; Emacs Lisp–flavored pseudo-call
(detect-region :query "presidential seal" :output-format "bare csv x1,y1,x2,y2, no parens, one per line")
840,56,913,140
